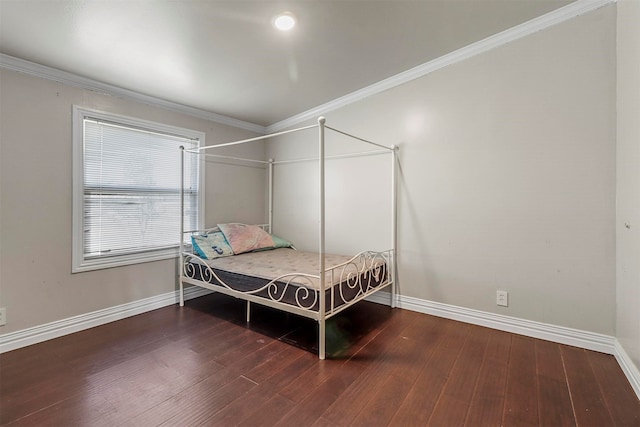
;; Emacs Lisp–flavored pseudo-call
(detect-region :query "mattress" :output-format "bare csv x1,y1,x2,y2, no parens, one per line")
185,248,388,312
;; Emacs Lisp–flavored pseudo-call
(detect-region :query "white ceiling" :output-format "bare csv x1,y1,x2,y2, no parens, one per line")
0,0,575,128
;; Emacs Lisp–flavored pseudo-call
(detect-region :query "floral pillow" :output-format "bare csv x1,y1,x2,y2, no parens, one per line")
191,231,234,259
218,223,275,254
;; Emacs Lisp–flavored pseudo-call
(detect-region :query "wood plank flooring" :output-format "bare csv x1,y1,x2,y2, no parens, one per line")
1,293,638,426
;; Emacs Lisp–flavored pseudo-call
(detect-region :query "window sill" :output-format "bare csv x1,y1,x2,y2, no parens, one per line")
71,247,182,273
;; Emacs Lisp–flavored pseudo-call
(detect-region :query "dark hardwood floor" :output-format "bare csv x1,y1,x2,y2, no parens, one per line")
1,293,638,426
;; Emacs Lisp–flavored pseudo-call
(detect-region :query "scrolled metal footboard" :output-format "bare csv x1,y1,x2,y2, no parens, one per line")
182,249,392,316
326,250,391,313
182,252,322,312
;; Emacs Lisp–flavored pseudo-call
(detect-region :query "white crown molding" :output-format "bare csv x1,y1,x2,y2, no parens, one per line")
1,0,614,136
0,53,266,135
0,286,213,354
266,0,616,133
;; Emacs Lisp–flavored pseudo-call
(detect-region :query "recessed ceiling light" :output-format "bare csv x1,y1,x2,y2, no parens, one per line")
273,12,296,31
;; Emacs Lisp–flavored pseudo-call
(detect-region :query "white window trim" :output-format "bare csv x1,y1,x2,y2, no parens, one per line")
72,105,205,273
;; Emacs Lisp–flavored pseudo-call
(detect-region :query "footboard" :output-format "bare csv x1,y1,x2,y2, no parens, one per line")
182,252,325,318
325,250,392,316
179,248,395,359
182,249,392,314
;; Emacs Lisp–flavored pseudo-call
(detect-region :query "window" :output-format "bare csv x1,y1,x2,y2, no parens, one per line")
72,106,204,272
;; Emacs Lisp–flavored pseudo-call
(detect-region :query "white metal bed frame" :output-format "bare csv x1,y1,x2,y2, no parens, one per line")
178,117,398,359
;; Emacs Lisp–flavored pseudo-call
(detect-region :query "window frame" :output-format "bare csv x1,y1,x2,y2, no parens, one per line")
72,106,205,273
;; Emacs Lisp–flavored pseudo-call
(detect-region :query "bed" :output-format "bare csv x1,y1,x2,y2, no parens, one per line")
178,117,398,359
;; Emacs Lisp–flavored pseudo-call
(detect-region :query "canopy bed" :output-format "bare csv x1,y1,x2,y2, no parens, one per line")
178,117,398,359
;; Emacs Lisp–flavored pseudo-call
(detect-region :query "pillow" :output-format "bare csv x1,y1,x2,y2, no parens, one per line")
251,234,296,252
218,223,274,254
271,234,295,249
191,231,234,260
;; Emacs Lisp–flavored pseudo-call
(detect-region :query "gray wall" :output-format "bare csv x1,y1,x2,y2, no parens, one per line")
269,6,617,335
0,69,264,333
616,0,640,370
1,3,633,377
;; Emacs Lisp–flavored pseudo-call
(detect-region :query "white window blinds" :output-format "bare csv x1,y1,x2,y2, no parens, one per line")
72,107,203,272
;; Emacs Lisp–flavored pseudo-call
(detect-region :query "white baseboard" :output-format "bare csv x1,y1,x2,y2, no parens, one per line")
367,292,640,399
0,286,212,354
2,287,638,400
406,294,615,353
614,340,640,398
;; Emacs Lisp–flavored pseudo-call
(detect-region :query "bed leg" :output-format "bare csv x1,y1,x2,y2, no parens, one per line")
390,252,397,309
391,277,396,309
246,300,251,323
319,319,326,360
179,280,184,307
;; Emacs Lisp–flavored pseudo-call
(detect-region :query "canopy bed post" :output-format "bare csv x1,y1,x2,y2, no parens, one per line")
268,158,274,234
318,116,327,360
391,145,398,309
179,146,185,307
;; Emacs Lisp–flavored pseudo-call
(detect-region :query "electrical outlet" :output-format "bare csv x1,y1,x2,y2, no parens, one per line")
497,290,508,307
0,307,6,326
